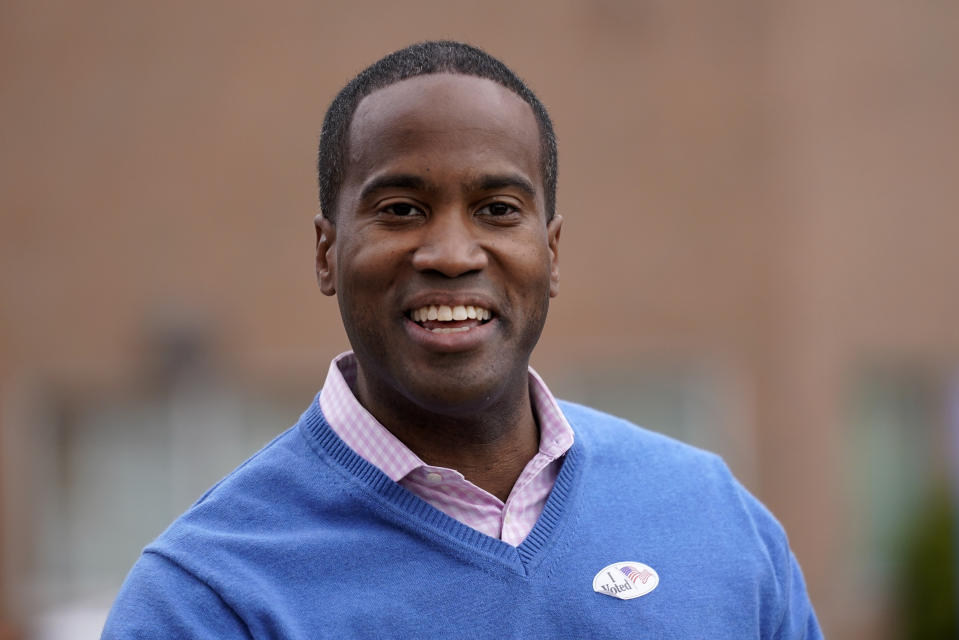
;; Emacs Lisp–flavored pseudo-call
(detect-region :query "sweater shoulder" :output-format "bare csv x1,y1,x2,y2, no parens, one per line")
557,399,790,541
558,399,726,473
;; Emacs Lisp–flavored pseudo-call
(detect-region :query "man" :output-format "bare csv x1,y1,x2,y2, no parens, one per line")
103,41,822,638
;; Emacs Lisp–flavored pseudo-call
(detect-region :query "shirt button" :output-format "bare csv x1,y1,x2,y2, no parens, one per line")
425,472,443,484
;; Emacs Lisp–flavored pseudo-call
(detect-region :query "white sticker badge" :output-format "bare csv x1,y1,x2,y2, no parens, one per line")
593,561,659,600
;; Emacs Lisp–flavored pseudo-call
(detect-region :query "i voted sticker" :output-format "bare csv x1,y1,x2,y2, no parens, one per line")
593,562,659,600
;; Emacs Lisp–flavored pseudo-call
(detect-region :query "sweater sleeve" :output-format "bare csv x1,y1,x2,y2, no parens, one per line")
772,549,824,640
101,551,252,639
733,478,823,640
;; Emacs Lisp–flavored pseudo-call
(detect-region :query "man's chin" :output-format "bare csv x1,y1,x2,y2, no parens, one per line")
399,371,507,417
354,342,531,420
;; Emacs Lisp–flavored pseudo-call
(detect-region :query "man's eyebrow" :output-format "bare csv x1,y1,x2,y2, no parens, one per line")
469,174,537,199
359,173,537,201
359,174,431,201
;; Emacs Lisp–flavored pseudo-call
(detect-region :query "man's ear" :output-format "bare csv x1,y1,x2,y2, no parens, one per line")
314,214,337,296
547,213,562,298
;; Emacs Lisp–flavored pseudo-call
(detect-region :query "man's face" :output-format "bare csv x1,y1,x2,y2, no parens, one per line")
316,73,561,416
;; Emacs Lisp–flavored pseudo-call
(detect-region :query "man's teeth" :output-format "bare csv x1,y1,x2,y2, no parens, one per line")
410,305,491,324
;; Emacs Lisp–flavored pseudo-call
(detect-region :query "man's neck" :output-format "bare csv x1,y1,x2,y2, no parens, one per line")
353,368,540,502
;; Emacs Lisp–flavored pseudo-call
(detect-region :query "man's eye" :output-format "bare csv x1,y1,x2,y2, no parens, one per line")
479,202,517,216
383,203,421,217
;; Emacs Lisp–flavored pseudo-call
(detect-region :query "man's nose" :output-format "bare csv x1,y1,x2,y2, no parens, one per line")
411,211,488,277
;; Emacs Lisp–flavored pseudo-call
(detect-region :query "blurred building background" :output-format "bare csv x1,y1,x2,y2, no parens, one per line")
1,1,957,638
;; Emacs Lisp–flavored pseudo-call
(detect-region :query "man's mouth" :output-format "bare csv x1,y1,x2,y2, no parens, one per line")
407,304,493,334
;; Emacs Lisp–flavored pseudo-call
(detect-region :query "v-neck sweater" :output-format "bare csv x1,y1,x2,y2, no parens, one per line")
103,396,822,639
318,351,574,545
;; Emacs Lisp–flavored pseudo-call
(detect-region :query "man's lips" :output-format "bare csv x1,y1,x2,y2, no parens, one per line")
402,313,497,352
401,300,498,350
417,318,482,333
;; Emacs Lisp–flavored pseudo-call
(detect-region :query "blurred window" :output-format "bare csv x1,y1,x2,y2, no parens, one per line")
10,335,309,637
846,366,946,586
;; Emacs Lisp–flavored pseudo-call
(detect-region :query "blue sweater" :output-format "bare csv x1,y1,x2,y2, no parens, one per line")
103,398,822,639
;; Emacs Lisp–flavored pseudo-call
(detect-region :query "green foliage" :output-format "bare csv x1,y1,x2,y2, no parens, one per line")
897,484,958,640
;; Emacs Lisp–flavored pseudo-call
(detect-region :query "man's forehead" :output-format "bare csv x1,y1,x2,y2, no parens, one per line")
348,73,539,150
342,73,543,194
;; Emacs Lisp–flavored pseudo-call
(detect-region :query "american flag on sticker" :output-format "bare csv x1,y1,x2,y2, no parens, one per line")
620,565,654,584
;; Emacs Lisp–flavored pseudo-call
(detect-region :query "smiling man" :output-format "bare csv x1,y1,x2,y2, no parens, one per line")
103,42,822,639
314,68,561,509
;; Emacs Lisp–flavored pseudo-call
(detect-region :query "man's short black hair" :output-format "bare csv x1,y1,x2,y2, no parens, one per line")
318,41,557,222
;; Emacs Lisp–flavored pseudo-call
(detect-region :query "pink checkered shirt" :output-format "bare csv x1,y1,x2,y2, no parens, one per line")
318,351,574,546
